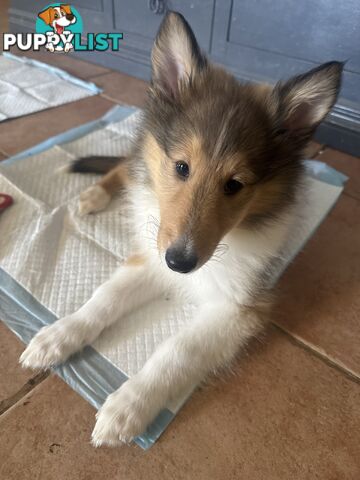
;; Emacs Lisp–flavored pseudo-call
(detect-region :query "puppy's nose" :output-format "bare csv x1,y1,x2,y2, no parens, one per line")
66,13,74,20
165,245,198,273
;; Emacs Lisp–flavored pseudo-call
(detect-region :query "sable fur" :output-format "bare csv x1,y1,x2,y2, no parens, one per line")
21,11,343,447
70,156,123,174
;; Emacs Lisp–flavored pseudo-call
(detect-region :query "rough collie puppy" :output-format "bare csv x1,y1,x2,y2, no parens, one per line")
20,12,343,446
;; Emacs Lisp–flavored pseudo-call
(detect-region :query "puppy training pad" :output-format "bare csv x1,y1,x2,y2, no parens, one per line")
0,53,101,121
0,105,347,448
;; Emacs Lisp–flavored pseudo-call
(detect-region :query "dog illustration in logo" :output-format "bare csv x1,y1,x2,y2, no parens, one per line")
38,4,77,53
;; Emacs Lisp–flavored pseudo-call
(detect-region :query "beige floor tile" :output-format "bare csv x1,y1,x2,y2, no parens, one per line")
0,96,114,156
318,148,360,200
92,72,149,107
0,321,47,415
0,329,359,480
0,321,45,406
276,194,360,377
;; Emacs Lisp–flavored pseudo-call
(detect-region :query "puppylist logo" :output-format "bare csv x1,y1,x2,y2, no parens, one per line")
2,3,123,54
37,3,82,53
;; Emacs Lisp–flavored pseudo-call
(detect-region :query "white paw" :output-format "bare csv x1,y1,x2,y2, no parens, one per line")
91,378,159,447
78,185,111,216
20,317,81,369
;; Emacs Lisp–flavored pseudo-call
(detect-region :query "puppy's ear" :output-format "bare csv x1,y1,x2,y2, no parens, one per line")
38,7,53,25
274,61,343,133
151,11,207,97
62,4,72,15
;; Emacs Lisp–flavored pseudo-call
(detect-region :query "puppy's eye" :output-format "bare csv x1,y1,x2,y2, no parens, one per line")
224,178,244,195
175,161,190,180
54,13,59,18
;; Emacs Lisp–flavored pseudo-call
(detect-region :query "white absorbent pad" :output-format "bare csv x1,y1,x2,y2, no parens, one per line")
0,105,347,449
0,53,100,121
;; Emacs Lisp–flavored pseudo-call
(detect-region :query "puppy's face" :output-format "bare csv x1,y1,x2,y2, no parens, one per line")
144,13,343,274
38,5,76,34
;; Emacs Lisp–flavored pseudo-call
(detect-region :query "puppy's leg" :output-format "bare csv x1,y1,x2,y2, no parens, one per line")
79,163,129,216
20,255,163,369
92,301,266,446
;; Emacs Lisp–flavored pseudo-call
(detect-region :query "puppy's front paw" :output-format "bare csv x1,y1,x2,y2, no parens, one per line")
20,317,80,369
78,185,110,216
92,378,159,447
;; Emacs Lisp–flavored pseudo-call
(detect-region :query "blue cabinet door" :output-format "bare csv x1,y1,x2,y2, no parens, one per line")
211,0,360,108
73,1,214,80
210,0,360,154
114,1,214,52
109,0,215,78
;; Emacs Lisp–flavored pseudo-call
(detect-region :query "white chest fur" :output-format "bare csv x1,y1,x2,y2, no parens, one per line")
128,184,297,306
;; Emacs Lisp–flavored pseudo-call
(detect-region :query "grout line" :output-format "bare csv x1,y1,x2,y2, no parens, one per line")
0,146,9,158
272,323,360,385
87,70,113,81
0,371,49,417
99,92,122,104
88,71,114,83
343,191,360,202
99,92,137,107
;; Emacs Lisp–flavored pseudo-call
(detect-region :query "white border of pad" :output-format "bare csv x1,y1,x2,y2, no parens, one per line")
0,105,348,449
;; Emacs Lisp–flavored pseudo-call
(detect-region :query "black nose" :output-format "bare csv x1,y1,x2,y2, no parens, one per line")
66,13,74,20
165,246,198,273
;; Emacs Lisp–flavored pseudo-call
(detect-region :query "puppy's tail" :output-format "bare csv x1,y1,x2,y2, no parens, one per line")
69,156,125,174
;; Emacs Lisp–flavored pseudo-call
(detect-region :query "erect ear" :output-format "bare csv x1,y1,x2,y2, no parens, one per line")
38,7,53,25
61,4,72,15
151,11,207,97
274,61,343,133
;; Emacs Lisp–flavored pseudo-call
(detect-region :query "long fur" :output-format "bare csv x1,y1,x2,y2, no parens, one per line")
21,11,343,447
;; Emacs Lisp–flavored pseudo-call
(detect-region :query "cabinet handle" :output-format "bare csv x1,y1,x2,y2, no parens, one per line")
148,0,167,15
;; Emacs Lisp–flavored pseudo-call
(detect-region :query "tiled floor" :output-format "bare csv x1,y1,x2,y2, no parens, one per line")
0,52,359,479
